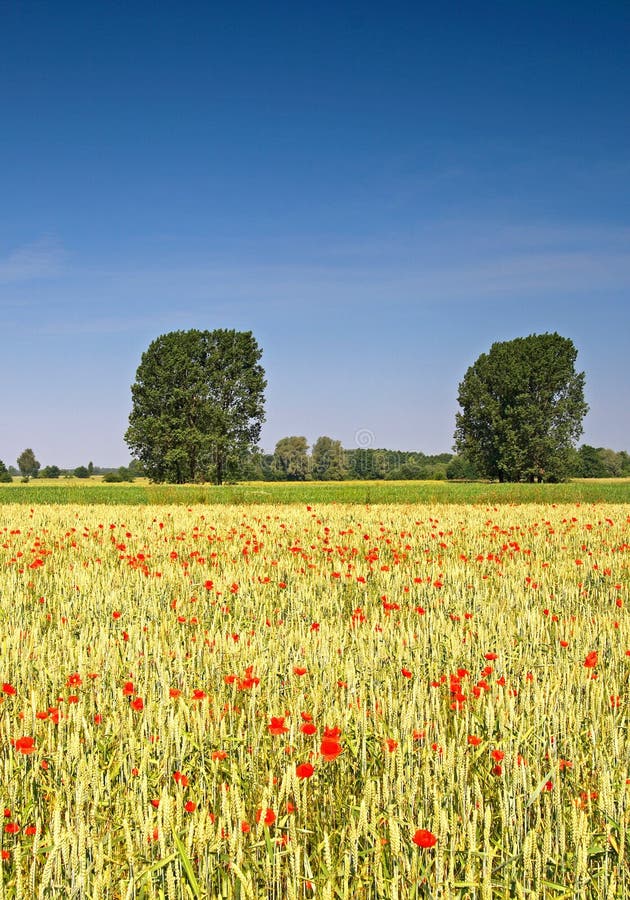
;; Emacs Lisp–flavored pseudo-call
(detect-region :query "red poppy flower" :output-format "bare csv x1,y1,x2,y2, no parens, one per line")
130,697,144,711
122,681,134,696
323,726,342,739
320,738,342,761
13,736,35,754
268,716,289,735
293,667,307,676
584,651,598,668
256,808,276,826
412,829,437,848
296,763,315,779
301,723,317,735
184,801,197,813
467,735,482,746
2,683,16,696
237,667,260,689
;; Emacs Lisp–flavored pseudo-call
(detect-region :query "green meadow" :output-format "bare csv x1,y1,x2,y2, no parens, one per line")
0,478,628,506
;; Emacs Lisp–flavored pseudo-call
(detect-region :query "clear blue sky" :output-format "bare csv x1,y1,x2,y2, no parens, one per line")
1,1,629,467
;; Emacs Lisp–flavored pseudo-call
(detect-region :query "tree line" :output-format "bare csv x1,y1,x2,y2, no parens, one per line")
2,443,628,486
0,453,141,483
214,441,630,482
2,330,627,485
245,440,454,481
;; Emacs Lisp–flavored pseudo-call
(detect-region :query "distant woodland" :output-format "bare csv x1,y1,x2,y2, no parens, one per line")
2,442,628,484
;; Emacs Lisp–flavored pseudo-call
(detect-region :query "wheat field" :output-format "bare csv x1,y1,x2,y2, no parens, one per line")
0,502,628,898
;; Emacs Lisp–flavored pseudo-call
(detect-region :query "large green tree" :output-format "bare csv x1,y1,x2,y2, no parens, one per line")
272,436,309,481
17,448,40,478
454,333,588,482
311,436,348,480
125,329,266,484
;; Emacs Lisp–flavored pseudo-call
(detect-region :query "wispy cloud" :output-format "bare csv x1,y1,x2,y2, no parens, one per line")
73,220,630,309
6,220,630,337
0,237,66,283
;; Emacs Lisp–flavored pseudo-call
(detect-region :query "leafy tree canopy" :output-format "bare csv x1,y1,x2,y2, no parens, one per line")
125,329,266,484
17,448,40,478
574,445,630,479
273,437,309,481
454,333,588,482
445,455,479,481
311,436,348,481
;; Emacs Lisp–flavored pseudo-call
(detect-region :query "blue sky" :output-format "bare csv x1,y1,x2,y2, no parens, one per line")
1,1,629,467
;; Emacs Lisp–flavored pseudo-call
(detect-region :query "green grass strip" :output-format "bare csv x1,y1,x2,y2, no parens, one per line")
0,479,628,505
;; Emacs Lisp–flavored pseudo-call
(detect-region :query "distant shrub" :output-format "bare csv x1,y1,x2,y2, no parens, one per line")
74,466,90,479
102,472,124,483
101,467,135,483
41,465,61,479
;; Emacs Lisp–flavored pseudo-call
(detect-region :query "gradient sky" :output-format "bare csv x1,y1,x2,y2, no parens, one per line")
1,1,629,468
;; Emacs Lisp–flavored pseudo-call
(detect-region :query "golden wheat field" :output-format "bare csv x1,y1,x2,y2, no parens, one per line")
0,502,628,899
